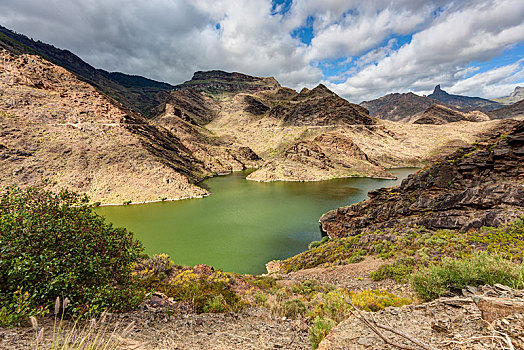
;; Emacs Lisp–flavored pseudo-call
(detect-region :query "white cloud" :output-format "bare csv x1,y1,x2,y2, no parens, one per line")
329,0,524,102
0,0,522,101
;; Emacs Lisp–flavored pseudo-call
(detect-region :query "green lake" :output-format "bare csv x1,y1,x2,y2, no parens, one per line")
96,168,416,275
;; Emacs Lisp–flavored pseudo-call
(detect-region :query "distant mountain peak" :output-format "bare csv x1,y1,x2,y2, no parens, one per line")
428,84,502,112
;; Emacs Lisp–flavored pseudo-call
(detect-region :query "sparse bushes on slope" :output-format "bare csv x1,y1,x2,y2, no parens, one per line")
411,252,524,301
0,186,144,325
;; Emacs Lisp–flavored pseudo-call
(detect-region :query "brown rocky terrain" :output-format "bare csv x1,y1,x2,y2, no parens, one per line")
319,285,524,350
412,104,490,124
0,50,213,204
488,99,524,120
0,50,260,204
175,70,281,95
360,92,446,122
0,25,174,118
320,120,524,237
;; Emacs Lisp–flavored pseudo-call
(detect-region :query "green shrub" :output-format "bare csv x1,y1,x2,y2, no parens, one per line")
309,316,336,349
281,299,306,318
0,186,144,320
370,258,416,283
0,289,48,327
411,252,524,301
141,266,243,313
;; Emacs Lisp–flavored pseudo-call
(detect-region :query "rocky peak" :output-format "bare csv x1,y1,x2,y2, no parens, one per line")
178,70,281,94
509,86,523,97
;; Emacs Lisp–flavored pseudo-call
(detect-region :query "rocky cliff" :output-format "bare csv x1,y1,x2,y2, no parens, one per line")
320,120,524,237
175,70,280,95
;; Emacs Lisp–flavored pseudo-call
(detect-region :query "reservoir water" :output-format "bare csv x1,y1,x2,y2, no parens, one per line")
96,168,416,275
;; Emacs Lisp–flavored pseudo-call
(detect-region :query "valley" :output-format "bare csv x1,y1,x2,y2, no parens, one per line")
0,21,523,350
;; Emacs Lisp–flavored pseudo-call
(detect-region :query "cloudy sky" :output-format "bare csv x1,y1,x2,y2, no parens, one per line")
1,0,523,102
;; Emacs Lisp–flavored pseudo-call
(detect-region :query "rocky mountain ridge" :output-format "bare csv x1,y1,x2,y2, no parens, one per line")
0,25,174,118
428,84,503,112
320,120,524,237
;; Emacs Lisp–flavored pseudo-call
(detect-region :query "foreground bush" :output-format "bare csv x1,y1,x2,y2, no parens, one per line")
0,186,144,323
411,252,524,301
136,254,243,313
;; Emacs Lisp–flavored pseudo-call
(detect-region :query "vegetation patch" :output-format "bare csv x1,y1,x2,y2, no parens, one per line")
411,252,524,301
136,254,244,313
279,219,524,274
0,186,144,325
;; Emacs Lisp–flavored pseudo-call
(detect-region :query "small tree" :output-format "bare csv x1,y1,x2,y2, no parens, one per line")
0,186,144,318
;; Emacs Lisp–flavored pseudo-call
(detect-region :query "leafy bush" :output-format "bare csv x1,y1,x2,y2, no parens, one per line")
138,259,243,313
370,258,416,283
411,252,524,301
0,289,48,327
309,316,336,349
351,289,411,312
0,186,144,320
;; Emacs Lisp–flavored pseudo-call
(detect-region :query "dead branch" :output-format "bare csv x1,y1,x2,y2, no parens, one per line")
346,294,439,350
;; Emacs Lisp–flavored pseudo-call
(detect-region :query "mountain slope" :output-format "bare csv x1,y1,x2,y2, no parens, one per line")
360,92,446,121
493,86,524,104
320,120,524,237
175,70,280,96
428,84,503,112
488,99,524,119
0,25,173,117
0,50,213,204
412,104,489,124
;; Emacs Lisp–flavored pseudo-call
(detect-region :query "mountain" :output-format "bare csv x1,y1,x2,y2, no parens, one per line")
487,99,524,119
360,92,446,121
493,86,524,104
412,104,489,124
320,120,523,237
0,25,173,117
175,70,280,95
1,25,516,198
428,84,503,111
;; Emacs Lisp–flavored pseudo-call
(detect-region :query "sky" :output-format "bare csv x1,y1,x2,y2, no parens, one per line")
0,0,523,103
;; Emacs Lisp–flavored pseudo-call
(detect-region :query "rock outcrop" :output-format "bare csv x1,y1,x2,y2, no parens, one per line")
493,86,524,105
320,121,524,237
247,132,393,182
175,70,280,94
269,84,374,126
319,284,524,350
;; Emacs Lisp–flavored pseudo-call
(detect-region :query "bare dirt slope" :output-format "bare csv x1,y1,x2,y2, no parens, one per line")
0,51,212,204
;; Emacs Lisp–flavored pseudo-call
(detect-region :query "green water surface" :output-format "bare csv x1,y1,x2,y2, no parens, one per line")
96,168,416,274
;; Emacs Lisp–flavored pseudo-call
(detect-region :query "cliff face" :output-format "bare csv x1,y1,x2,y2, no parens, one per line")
320,121,524,237
175,70,280,95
